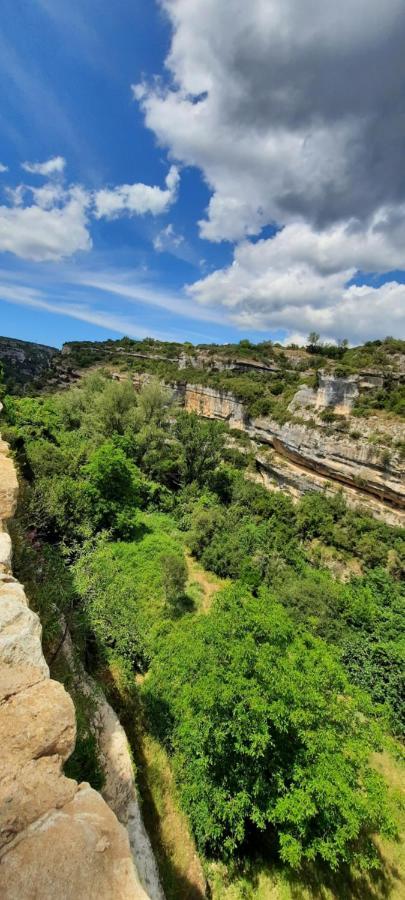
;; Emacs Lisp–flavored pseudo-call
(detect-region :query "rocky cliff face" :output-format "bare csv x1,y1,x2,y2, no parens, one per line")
175,380,405,526
175,382,246,426
0,430,149,899
0,336,59,392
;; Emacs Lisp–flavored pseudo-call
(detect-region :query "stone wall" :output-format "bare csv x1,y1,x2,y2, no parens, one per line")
0,431,149,899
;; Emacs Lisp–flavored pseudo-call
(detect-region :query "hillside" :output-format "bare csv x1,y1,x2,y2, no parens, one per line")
1,349,404,899
1,336,404,525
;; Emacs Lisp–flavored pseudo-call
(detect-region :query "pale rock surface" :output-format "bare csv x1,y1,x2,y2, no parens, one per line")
60,626,165,900
0,785,146,900
0,530,12,572
165,379,405,523
0,432,151,899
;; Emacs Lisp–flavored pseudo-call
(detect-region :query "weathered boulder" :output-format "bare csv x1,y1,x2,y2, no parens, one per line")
0,785,147,900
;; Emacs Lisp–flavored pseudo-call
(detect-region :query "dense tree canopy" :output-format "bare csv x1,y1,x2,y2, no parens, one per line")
145,584,394,869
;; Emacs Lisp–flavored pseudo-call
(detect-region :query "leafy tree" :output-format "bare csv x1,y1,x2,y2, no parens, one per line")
146,585,394,869
0,360,5,399
175,411,225,485
75,520,188,668
307,331,320,351
84,442,140,537
134,378,173,427
160,551,188,605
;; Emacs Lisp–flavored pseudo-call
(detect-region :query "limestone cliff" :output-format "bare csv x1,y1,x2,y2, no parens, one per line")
0,433,149,899
173,380,405,525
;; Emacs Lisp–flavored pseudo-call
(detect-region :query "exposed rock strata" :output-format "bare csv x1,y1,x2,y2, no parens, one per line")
0,431,149,899
174,382,246,425
171,381,405,524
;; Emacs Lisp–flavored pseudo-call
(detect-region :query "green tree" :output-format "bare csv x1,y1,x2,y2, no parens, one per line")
0,360,5,399
146,584,394,869
175,411,225,485
84,442,139,537
307,331,320,351
135,378,173,428
160,551,188,605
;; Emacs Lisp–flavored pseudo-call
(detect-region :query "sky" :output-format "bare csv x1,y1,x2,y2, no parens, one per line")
0,0,405,349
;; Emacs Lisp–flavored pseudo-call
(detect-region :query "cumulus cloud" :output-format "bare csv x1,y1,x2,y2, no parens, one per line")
21,155,66,176
136,0,405,241
0,163,8,173
0,160,181,262
0,184,91,261
133,0,405,341
188,217,405,342
94,165,180,219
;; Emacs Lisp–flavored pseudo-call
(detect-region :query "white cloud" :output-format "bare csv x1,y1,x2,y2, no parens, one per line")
189,217,405,341
0,270,220,342
133,1,405,342
0,185,91,261
0,163,8,173
136,0,405,241
94,165,180,219
21,155,66,176
76,269,227,325
153,223,184,252
0,159,181,262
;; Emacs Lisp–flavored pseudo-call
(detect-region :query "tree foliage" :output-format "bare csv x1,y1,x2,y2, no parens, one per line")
146,584,394,868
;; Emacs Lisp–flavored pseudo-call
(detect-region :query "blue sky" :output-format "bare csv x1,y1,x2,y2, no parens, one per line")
1,1,404,347
0,0,237,346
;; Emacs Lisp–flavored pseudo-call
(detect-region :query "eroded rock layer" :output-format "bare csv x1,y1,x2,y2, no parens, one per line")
175,381,405,524
0,432,148,899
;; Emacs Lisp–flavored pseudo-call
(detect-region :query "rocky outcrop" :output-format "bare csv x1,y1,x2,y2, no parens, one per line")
167,382,405,524
0,432,149,899
251,416,405,511
0,337,58,391
177,382,246,426
252,446,404,527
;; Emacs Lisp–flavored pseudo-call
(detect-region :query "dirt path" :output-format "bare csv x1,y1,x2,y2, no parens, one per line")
186,553,228,613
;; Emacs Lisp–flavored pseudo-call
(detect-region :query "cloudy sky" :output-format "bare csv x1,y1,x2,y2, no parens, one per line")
1,0,405,347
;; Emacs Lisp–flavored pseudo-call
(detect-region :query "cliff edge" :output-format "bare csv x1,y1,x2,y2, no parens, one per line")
0,431,148,899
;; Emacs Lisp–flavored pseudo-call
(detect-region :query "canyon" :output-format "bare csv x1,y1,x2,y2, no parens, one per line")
134,375,405,527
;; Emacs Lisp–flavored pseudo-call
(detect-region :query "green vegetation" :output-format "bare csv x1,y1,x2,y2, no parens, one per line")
2,335,404,425
352,383,405,419
146,584,394,869
0,335,57,393
2,371,404,898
